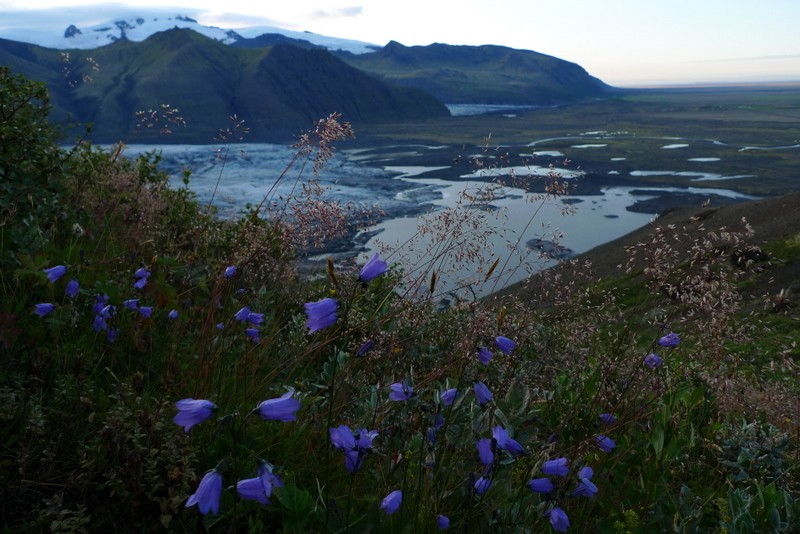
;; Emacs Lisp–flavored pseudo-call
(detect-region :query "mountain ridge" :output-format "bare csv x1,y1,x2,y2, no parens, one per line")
0,29,449,143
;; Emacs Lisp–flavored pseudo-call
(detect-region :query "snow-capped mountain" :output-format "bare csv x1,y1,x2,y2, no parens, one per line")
0,13,378,54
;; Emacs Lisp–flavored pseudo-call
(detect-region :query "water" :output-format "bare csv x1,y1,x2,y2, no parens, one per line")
116,142,752,297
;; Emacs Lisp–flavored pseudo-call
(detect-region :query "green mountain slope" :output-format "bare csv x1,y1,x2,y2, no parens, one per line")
337,41,612,105
0,29,450,143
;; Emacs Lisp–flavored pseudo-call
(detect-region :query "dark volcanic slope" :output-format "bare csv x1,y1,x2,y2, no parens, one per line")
337,41,612,105
0,29,450,143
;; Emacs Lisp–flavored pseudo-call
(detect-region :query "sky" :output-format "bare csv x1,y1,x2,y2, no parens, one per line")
2,0,799,86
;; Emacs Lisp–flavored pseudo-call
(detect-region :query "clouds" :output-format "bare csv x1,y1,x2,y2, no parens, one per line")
310,6,363,20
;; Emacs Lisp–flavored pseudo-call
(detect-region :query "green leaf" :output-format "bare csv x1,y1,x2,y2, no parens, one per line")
277,485,313,516
651,425,664,460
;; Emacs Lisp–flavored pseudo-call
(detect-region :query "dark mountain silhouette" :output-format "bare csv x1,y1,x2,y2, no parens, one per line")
0,29,449,143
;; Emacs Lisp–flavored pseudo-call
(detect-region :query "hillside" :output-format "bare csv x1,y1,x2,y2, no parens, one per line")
0,29,449,143
498,192,800,311
337,41,613,105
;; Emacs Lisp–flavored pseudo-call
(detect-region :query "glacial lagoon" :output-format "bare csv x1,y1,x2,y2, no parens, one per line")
119,141,758,298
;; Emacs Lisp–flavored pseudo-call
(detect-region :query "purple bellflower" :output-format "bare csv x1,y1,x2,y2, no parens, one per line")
599,413,617,424
224,265,237,278
596,434,616,453
133,268,150,290
122,299,139,310
436,514,450,530
169,309,179,320
34,303,55,317
659,332,680,347
330,424,378,473
528,478,554,493
139,306,153,318
174,399,217,432
305,297,338,333
572,465,598,497
474,382,493,406
256,390,301,422
477,346,493,365
440,388,458,406
43,265,67,283
356,339,374,356
548,507,570,533
237,462,283,505
247,312,265,325
359,253,389,283
381,489,402,515
476,438,494,466
495,336,516,355
234,306,251,322
644,353,663,369
389,380,414,401
542,457,569,477
474,476,492,495
186,469,223,515
245,328,260,343
65,279,79,299
492,425,524,456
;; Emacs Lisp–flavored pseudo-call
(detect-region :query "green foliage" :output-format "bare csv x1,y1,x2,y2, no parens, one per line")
1,69,797,533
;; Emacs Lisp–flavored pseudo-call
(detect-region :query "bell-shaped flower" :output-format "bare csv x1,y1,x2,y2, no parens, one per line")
43,265,67,283
359,253,389,283
186,469,223,515
596,434,616,453
305,297,338,333
224,265,237,278
527,477,554,493
436,514,450,530
473,382,493,406
381,489,402,515
122,299,139,310
542,457,569,477
658,332,680,347
256,390,301,422
247,312,265,325
92,314,108,332
356,339,374,356
92,294,109,315
34,303,55,317
572,465,598,497
548,507,570,533
477,346,493,365
168,309,179,320
173,398,217,432
473,476,491,495
330,425,377,473
139,306,153,318
234,306,251,322
245,328,260,343
440,388,458,406
237,462,283,505
389,380,414,401
492,425,524,456
133,268,151,289
330,424,357,450
644,353,663,369
65,279,79,299
495,336,516,355
476,438,494,466
599,413,617,424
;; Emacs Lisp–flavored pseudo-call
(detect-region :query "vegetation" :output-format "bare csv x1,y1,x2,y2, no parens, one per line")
1,67,798,533
336,41,610,104
0,30,449,143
